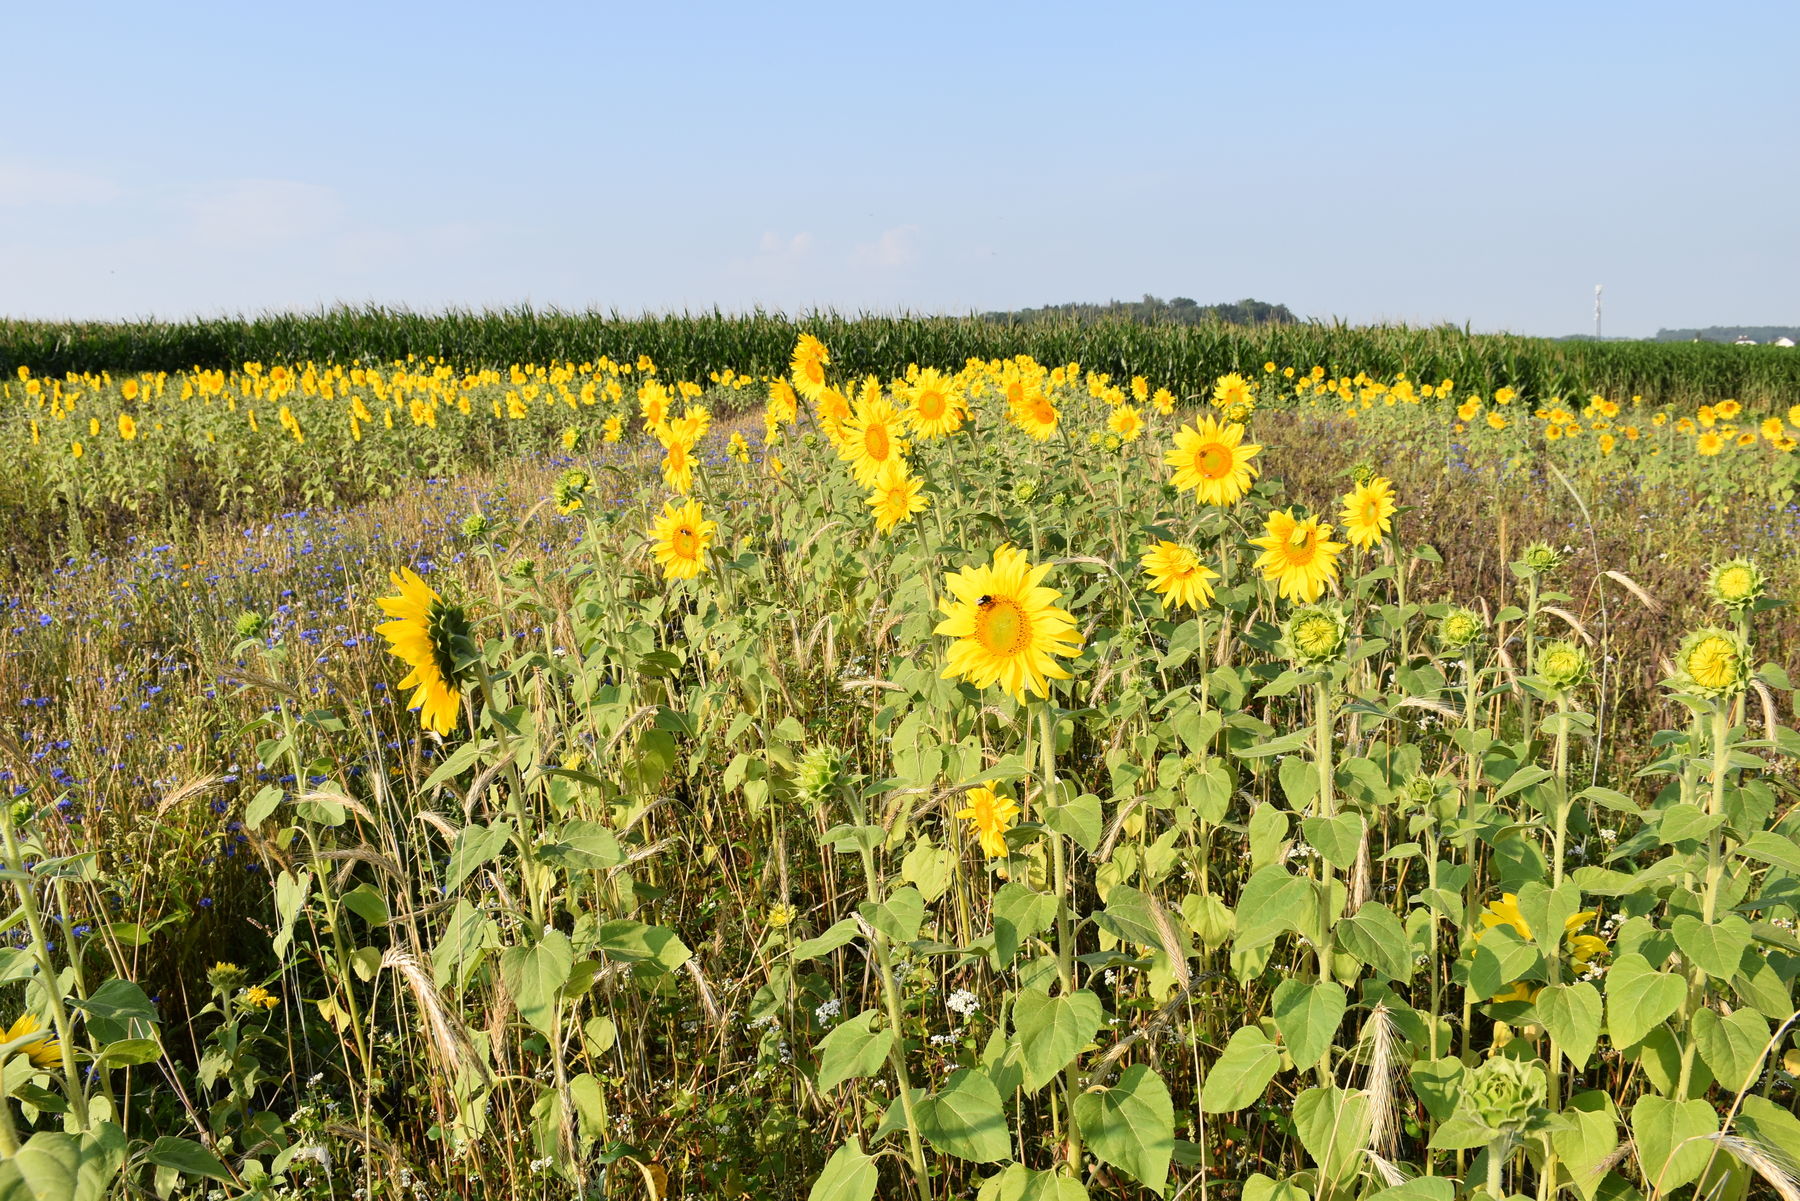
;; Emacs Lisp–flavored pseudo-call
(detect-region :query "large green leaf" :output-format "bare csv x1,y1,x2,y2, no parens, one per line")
1673,914,1753,980
0,1124,125,1201
858,886,925,944
498,931,573,1036
1044,791,1103,854
1271,979,1346,1072
916,1069,1011,1163
1693,1007,1770,1094
1233,866,1311,948
1337,902,1414,981
141,1137,231,1182
1201,1025,1281,1113
815,1010,894,1093
1014,988,1103,1093
1073,1063,1174,1194
808,1139,879,1201
1292,1085,1372,1184
1551,1092,1619,1201
1469,924,1541,1000
73,979,158,1044
976,1165,1089,1201
594,919,691,972
791,918,861,962
444,820,512,892
1632,1095,1718,1192
1534,982,1602,1070
1300,813,1364,872
1605,953,1685,1049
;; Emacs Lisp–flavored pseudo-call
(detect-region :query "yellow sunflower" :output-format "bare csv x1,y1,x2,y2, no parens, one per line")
1108,405,1145,442
375,568,469,737
935,545,1083,702
840,387,907,486
1696,430,1725,456
956,786,1020,858
1249,509,1346,603
2,1013,61,1069
1339,476,1397,549
1165,415,1260,506
903,367,966,439
1139,541,1218,611
790,334,831,402
650,498,716,581
1013,390,1060,441
659,431,697,494
816,387,852,446
1211,372,1254,414
866,460,929,534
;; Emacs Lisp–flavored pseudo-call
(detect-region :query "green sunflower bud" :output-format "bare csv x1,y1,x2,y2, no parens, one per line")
1520,542,1564,576
233,611,269,640
552,469,592,514
1437,606,1485,653
796,744,846,809
1463,1055,1547,1133
1671,628,1751,698
1282,604,1348,666
1536,639,1591,693
1705,558,1765,612
459,512,493,540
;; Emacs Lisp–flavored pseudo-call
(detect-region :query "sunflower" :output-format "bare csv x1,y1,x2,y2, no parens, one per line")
1671,628,1750,697
866,460,929,534
1282,604,1347,665
1139,541,1218,611
375,568,469,737
638,382,672,435
1165,416,1260,506
956,786,1020,858
1339,477,1397,549
1706,558,1765,611
602,415,622,442
1477,893,1604,977
659,430,697,494
816,387,852,445
1696,430,1725,456
1108,405,1145,442
936,545,1083,702
1211,372,1254,412
118,413,138,440
1250,509,1345,603
903,368,966,439
650,498,716,581
790,334,831,402
2,1013,61,1069
840,388,907,486
1536,639,1592,693
1013,390,1060,441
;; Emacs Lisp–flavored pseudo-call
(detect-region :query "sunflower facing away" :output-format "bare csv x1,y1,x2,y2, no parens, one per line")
956,786,1020,858
650,498,717,581
375,568,470,737
936,545,1083,702
1339,476,1398,549
1165,415,1260,506
1250,509,1346,603
866,460,929,534
1139,541,1218,611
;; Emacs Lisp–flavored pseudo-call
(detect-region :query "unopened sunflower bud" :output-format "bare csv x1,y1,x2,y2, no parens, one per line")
1705,558,1764,612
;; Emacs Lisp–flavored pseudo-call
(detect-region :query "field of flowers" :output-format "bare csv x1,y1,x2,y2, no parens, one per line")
0,340,1797,1201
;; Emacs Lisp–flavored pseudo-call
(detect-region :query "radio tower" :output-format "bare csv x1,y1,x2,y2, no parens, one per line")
1594,285,1603,340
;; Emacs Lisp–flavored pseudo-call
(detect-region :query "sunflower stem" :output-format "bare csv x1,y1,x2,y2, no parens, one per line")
1040,701,1085,1176
0,807,89,1132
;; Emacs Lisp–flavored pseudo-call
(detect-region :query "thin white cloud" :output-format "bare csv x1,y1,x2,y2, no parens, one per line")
0,160,120,207
186,179,346,246
852,225,919,269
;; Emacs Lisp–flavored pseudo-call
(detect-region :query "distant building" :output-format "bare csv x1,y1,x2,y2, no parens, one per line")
1734,336,1758,345
1776,336,1796,347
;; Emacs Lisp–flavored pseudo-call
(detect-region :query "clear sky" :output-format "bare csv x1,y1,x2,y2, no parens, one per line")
2,1,1794,337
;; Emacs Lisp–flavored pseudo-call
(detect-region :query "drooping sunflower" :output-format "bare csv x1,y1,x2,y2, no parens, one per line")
1339,476,1398,549
1,1013,61,1069
840,387,907,487
866,459,929,534
1139,541,1218,611
1013,390,1060,442
1249,509,1345,603
935,545,1083,702
1165,416,1260,507
956,786,1020,859
375,567,470,737
649,498,716,581
790,334,831,402
1108,405,1145,442
903,367,967,439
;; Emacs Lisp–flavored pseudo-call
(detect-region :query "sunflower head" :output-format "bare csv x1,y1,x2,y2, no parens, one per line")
2,1013,61,1070
649,498,717,581
935,545,1083,703
1139,541,1218,612
375,569,473,737
553,469,592,514
1465,1055,1547,1134
795,744,847,809
1670,628,1751,698
1282,604,1348,666
1536,639,1591,695
956,786,1021,859
233,611,269,641
1705,558,1765,612
459,512,493,540
1518,542,1564,577
1436,606,1486,653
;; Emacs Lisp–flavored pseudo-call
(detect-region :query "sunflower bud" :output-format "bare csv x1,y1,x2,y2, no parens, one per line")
1282,604,1347,666
506,557,537,580
1705,558,1765,612
1519,542,1564,577
1437,606,1485,653
459,512,493,540
207,961,248,997
552,469,592,514
1462,1055,1547,1133
766,903,798,930
233,611,269,640
1671,628,1751,698
1536,640,1591,693
795,744,846,809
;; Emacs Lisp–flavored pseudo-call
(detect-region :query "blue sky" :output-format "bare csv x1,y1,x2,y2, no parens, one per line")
2,1,1794,336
